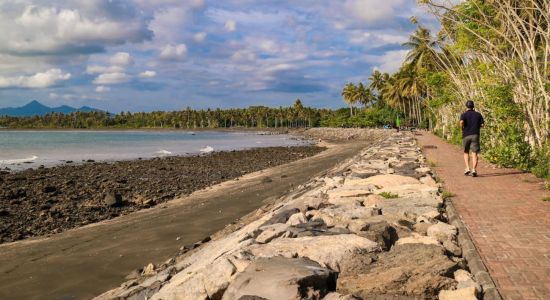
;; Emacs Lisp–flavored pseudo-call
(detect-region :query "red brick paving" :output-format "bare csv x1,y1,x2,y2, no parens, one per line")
416,132,550,300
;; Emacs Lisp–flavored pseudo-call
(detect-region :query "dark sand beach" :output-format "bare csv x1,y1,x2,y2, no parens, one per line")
0,130,381,299
0,146,323,244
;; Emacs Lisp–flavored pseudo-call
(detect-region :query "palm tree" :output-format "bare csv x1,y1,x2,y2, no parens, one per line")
341,82,357,116
402,26,438,72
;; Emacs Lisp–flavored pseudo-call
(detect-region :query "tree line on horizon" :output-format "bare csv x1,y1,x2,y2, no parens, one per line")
0,100,387,130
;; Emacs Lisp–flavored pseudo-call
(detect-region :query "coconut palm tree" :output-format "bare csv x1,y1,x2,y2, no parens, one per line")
341,82,357,116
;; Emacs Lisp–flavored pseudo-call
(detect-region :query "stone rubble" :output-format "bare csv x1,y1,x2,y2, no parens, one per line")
95,131,483,300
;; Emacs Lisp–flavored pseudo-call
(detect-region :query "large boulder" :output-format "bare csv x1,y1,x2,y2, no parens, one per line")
245,234,379,271
337,243,458,299
344,175,420,188
427,222,458,243
222,257,336,300
152,257,237,300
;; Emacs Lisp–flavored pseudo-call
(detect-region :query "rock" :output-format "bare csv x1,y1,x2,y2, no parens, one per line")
443,240,462,257
42,186,57,193
337,244,458,299
454,270,481,295
322,292,361,300
222,257,336,300
262,207,300,226
310,206,381,227
353,221,398,251
326,186,374,198
395,233,440,246
344,174,420,188
256,223,290,244
245,234,379,271
142,263,156,276
412,222,432,235
438,287,478,300
419,175,438,187
363,194,384,207
415,167,431,173
154,257,237,300
427,222,457,242
286,212,308,226
104,192,123,207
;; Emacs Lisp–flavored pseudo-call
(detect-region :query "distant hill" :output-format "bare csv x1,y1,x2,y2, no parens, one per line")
0,100,101,117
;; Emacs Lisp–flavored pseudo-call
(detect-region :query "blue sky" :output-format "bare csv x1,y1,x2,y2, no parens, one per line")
0,0,436,112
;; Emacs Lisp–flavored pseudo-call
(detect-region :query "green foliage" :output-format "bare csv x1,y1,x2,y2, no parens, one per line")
529,143,549,179
0,105,331,129
379,192,399,199
320,107,398,128
441,191,456,199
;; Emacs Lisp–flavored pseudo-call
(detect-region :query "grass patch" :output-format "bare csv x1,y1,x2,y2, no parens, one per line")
427,160,437,168
380,192,399,199
434,175,445,183
441,191,456,199
543,197,550,202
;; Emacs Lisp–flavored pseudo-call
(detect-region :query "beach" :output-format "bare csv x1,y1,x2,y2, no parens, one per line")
0,128,383,299
0,145,324,244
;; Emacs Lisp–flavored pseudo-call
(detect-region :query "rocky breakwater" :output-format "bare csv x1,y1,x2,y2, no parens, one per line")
96,132,482,300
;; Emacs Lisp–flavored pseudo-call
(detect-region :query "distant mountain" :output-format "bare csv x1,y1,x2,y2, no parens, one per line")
0,100,102,117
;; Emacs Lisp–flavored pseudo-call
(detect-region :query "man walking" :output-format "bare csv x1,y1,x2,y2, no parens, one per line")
460,100,484,177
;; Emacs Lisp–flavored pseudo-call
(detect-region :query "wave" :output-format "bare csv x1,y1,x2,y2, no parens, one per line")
200,146,214,153
0,155,38,165
156,150,172,155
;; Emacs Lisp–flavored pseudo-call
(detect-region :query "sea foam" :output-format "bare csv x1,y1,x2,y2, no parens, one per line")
0,155,38,165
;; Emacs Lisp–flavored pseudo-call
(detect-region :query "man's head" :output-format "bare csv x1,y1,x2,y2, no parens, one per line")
466,100,475,109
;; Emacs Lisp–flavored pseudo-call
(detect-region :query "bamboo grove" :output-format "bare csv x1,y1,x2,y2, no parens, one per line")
341,0,548,177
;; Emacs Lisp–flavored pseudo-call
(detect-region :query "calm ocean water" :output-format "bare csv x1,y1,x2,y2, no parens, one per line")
0,130,310,170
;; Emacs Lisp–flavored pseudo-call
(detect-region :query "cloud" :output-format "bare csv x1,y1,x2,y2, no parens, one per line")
0,68,71,88
224,20,237,32
0,2,152,56
86,65,125,75
95,85,111,93
109,52,134,67
93,72,129,85
371,50,408,73
160,44,187,60
139,70,157,78
193,32,207,43
343,0,406,24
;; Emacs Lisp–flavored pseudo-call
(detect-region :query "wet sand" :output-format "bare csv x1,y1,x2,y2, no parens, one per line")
0,139,375,299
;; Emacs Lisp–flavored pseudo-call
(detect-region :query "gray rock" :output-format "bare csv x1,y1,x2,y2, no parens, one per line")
104,192,123,207
427,222,457,243
255,223,290,244
222,257,336,300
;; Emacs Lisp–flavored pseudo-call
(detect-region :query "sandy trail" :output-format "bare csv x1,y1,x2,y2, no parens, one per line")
0,140,371,300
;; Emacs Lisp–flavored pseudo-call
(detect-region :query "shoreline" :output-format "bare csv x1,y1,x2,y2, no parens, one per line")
0,145,325,244
0,129,382,299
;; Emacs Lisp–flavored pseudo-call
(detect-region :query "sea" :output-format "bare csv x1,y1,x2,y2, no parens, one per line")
0,130,311,171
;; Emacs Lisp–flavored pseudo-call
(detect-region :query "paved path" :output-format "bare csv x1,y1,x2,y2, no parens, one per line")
416,132,550,300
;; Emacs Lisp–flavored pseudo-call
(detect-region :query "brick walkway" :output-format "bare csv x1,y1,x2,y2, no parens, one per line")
416,132,550,300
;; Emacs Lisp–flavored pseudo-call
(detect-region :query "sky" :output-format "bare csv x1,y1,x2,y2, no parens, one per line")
0,0,437,113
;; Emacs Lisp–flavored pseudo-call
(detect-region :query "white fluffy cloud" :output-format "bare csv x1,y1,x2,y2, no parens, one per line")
86,65,125,75
0,2,152,56
193,32,207,43
224,20,237,32
109,52,134,67
343,0,406,24
0,68,71,88
371,50,408,73
139,70,157,78
160,44,187,60
95,85,111,93
93,72,129,85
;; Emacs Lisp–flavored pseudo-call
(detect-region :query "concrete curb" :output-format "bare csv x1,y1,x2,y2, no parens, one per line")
446,200,503,300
